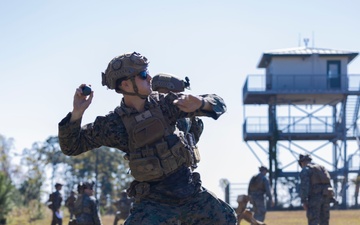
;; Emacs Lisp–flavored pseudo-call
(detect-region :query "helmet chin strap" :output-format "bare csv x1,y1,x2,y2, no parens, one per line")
121,77,148,99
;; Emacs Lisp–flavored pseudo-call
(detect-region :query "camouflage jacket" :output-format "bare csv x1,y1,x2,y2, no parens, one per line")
248,173,272,199
74,193,102,225
58,92,226,200
58,92,225,156
299,162,331,204
176,117,203,144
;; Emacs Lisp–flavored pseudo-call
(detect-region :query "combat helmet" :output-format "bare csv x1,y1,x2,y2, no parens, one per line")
298,154,312,166
152,73,190,93
102,52,149,97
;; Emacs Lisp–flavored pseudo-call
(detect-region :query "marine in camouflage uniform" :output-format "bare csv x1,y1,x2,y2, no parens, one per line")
113,191,134,225
247,166,274,223
73,181,102,225
299,154,333,225
50,183,63,225
58,52,237,225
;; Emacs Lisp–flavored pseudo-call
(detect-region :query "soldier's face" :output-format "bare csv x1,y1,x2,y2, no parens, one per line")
135,72,152,95
84,188,94,196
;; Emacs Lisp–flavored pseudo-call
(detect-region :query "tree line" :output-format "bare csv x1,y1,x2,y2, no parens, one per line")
0,134,133,221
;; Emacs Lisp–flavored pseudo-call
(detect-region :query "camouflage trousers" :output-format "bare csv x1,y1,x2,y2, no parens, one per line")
124,188,237,225
249,193,266,222
306,195,330,225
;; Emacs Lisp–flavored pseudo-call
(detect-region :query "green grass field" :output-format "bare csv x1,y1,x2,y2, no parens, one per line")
5,208,360,225
241,209,360,225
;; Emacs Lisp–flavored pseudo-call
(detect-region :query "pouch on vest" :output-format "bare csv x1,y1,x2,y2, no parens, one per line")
129,156,164,181
186,133,201,164
132,117,165,148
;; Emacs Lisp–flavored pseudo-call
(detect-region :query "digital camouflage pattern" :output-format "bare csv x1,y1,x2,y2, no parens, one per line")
125,188,236,225
300,162,332,225
152,73,203,170
59,91,236,224
59,92,223,155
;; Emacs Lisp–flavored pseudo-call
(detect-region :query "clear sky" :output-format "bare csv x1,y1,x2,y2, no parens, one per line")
1,1,360,204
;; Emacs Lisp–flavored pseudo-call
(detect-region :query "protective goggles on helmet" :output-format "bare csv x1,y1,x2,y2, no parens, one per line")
137,70,149,80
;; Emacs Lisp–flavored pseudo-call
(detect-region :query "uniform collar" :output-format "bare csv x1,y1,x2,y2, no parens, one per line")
115,93,159,117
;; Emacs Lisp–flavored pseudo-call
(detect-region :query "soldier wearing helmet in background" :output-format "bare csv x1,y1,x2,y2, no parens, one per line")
298,154,333,225
73,181,102,225
152,73,203,170
58,52,237,224
113,191,134,225
248,166,274,223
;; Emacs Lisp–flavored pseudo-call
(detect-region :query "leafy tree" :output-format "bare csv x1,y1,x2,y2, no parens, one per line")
37,136,71,192
68,146,133,210
0,135,14,179
38,136,133,211
0,172,14,220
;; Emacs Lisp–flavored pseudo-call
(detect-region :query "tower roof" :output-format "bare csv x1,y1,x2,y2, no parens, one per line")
258,47,358,68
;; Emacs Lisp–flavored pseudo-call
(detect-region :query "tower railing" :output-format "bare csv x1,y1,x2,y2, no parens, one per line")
243,74,360,93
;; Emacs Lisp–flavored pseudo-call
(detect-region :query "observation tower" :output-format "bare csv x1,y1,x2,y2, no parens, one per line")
242,41,360,208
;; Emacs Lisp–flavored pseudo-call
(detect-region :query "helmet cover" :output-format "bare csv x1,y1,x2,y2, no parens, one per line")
102,52,149,90
152,73,189,93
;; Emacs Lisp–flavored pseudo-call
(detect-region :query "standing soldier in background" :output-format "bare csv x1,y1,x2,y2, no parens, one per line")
298,154,333,225
73,181,103,225
248,166,274,223
65,191,77,221
152,73,203,170
113,191,134,225
50,183,63,225
354,173,360,207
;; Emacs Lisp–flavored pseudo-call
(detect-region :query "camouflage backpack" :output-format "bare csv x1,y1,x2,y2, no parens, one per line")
249,174,264,192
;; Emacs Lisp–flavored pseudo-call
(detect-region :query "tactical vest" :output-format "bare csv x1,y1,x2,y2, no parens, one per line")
116,96,193,182
307,164,331,185
73,194,92,216
177,117,201,169
249,174,265,193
